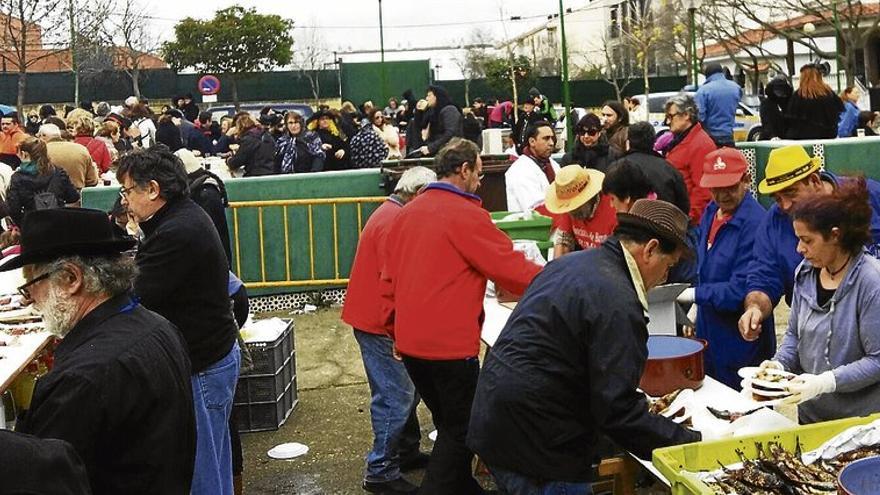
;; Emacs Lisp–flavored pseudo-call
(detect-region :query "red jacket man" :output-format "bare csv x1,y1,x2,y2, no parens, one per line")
663,94,717,225
342,166,438,494
381,138,541,494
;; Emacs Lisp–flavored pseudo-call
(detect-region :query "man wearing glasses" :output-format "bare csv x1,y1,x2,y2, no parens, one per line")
6,207,195,494
117,147,240,495
560,114,613,172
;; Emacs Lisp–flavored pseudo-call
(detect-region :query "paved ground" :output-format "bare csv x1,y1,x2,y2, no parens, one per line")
240,304,793,494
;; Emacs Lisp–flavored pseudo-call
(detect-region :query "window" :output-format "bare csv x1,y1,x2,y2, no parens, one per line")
609,5,619,38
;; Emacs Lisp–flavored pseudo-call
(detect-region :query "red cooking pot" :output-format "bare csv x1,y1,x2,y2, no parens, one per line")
639,336,707,397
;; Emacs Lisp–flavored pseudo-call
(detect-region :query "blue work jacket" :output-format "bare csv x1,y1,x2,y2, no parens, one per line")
745,172,880,306
695,73,742,140
695,194,774,389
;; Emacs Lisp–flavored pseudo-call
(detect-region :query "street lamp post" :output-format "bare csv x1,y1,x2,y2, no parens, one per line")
832,0,842,91
804,22,816,62
559,0,573,151
378,0,386,104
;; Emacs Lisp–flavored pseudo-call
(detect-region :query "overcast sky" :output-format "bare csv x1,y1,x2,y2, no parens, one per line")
144,0,586,77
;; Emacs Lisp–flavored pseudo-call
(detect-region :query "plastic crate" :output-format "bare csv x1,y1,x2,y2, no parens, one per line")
652,412,880,495
490,211,552,241
245,320,295,375
234,354,295,404
234,376,299,433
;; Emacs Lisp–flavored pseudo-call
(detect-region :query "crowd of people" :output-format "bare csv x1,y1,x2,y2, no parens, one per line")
341,70,880,495
0,60,879,495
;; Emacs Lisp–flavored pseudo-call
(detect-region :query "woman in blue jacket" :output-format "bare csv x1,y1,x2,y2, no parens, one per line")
682,148,774,389
837,86,860,137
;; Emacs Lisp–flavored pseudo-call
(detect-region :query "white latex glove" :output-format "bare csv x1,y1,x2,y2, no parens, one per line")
676,287,696,304
784,371,836,405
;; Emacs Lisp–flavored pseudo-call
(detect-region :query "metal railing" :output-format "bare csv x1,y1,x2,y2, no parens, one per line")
228,196,385,289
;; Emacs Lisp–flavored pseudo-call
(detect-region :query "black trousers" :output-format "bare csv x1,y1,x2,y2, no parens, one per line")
402,355,484,495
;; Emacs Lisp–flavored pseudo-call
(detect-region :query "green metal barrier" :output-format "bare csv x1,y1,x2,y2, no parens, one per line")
82,169,387,295
737,137,880,206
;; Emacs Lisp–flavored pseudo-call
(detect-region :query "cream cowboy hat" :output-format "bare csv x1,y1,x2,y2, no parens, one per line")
544,165,605,214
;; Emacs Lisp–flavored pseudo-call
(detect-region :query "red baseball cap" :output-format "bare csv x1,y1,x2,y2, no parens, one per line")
700,148,748,188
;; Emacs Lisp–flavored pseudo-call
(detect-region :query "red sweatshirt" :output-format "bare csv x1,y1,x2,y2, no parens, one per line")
341,196,403,335
74,136,112,173
382,183,542,360
665,122,716,225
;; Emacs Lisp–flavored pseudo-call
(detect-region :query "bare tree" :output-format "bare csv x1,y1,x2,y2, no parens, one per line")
711,0,876,86
106,0,160,99
618,0,662,102
0,0,66,112
67,0,113,105
450,28,492,106
291,22,330,107
699,0,787,92
594,33,635,101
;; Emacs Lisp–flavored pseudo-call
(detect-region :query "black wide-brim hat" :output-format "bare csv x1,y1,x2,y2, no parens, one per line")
306,109,337,124
0,208,136,271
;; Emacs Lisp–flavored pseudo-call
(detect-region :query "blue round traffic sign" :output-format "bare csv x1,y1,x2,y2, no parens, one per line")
198,75,221,96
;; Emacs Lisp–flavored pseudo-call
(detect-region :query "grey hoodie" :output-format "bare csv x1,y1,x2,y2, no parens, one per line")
775,250,880,423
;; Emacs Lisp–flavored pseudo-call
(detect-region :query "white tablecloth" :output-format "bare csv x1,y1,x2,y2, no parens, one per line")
0,331,51,393
202,156,243,180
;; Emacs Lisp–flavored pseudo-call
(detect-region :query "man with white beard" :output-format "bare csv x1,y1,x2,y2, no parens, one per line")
4,208,196,495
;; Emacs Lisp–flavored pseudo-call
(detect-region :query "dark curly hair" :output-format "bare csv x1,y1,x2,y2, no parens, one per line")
116,147,189,201
791,176,871,255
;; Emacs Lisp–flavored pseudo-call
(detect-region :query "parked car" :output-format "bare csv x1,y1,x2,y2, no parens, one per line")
630,91,762,142
206,102,314,122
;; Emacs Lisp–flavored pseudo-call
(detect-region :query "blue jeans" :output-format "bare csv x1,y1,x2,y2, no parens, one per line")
490,465,592,495
353,330,421,482
191,341,240,495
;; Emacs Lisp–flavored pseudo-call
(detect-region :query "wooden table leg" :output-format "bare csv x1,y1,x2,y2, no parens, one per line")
597,456,639,495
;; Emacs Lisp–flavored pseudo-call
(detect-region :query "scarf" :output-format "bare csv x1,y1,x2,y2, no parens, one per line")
522,146,556,183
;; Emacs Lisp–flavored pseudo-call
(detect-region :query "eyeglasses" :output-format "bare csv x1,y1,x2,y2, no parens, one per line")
374,116,384,121
665,112,683,121
578,128,601,137
119,184,137,199
18,269,57,300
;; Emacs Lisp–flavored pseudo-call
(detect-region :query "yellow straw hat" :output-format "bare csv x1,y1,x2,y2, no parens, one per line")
544,165,605,214
758,145,821,195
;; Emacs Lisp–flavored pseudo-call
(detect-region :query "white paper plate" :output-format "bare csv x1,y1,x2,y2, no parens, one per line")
737,366,796,381
751,386,792,398
0,307,36,323
267,442,309,459
744,389,791,406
